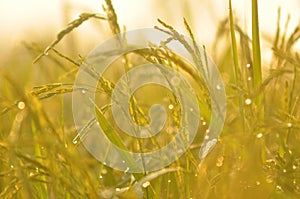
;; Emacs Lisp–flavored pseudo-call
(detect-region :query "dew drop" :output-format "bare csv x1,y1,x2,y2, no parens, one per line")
115,188,121,192
142,181,151,188
99,175,103,179
293,165,297,170
204,135,209,140
247,77,252,81
216,84,222,90
167,179,171,183
202,121,207,126
276,185,283,191
245,98,252,105
256,181,261,186
81,89,86,94
168,104,174,110
10,165,14,169
283,169,287,173
256,133,263,139
17,101,26,110
122,160,126,164
29,172,34,177
246,64,251,68
287,123,293,128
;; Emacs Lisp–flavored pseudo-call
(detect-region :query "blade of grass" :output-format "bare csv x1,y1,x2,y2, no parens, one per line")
252,0,264,121
94,103,140,172
31,121,49,199
229,0,245,130
251,0,262,90
229,0,240,85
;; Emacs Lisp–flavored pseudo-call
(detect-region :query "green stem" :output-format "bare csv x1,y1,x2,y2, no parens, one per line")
251,0,264,122
229,0,245,129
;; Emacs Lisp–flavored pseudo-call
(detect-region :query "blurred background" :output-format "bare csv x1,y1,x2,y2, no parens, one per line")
1,0,299,63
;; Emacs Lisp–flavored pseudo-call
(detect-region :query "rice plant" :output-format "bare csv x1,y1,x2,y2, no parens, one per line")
0,0,300,198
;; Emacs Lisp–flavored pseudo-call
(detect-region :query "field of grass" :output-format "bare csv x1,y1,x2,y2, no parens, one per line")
1,0,300,198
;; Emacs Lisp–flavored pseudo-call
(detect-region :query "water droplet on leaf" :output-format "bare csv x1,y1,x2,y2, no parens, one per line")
276,185,283,192
17,101,26,110
168,104,174,110
245,98,252,105
115,188,121,192
142,181,151,188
